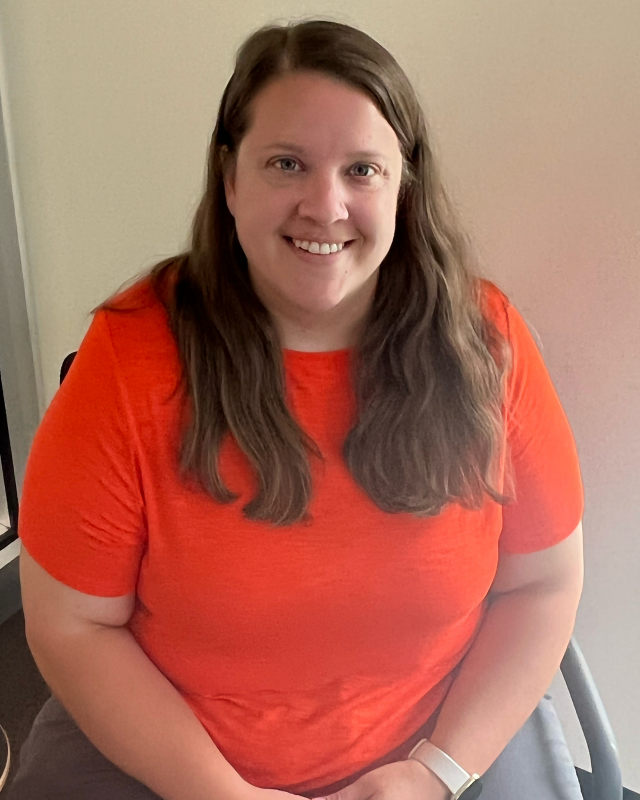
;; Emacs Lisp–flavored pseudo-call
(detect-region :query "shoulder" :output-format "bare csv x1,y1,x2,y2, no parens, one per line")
94,273,176,360
475,278,512,338
99,273,169,323
75,272,182,410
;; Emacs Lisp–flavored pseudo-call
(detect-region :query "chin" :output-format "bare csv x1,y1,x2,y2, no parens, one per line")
291,293,346,315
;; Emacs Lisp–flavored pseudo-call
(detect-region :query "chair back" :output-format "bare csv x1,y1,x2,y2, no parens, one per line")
60,352,77,385
561,638,623,799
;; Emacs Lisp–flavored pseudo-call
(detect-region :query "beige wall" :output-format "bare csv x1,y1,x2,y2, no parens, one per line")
1,0,638,788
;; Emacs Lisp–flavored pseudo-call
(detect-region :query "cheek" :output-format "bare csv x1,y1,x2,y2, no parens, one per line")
234,195,275,245
240,188,291,235
364,195,398,248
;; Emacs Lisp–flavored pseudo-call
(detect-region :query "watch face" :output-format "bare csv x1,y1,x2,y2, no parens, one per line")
460,778,483,799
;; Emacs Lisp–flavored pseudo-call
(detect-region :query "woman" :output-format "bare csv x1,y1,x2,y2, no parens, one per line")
10,19,584,800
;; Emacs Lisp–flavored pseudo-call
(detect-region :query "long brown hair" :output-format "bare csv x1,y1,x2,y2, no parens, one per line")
96,19,511,526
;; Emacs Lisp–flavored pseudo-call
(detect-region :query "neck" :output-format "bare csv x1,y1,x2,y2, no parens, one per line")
277,315,362,352
259,278,377,353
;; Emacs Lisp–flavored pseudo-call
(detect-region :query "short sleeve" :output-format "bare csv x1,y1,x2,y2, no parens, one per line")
18,311,147,596
499,302,584,554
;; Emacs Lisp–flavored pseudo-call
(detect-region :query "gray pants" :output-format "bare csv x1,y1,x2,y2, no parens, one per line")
7,693,583,800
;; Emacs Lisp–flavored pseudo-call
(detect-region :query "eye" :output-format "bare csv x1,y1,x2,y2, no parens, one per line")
273,158,301,172
351,163,376,178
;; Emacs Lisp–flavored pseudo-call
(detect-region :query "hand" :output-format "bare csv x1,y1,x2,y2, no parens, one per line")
319,760,449,800
251,788,309,800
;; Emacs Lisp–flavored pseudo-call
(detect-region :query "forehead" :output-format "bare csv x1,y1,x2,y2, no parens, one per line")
241,72,402,161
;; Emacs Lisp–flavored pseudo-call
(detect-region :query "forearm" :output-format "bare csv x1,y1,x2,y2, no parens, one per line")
427,584,581,776
28,623,251,800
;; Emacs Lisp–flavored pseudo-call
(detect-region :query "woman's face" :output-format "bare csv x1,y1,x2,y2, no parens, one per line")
224,71,404,334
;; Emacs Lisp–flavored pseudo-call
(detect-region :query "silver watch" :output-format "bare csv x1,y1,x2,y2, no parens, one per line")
407,739,483,800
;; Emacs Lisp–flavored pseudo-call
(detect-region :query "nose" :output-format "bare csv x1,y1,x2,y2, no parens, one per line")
296,170,349,226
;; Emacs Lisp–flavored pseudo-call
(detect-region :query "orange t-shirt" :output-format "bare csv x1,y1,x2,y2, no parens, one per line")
18,277,583,793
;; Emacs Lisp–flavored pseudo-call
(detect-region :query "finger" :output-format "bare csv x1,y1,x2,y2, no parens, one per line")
324,785,370,800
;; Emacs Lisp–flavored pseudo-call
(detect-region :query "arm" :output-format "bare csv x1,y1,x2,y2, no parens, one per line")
427,522,584,776
421,296,585,779
20,546,301,800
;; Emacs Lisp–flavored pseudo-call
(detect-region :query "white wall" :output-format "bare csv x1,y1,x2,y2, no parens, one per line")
1,0,638,788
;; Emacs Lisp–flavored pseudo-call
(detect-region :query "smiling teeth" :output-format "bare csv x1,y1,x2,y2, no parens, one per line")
293,239,344,254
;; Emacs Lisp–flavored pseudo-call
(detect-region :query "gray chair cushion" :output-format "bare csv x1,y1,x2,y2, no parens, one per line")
481,693,583,799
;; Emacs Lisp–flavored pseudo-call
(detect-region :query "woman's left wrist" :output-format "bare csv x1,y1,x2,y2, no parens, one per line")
402,757,450,800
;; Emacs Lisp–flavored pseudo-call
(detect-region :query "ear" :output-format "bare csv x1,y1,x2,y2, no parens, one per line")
223,155,237,219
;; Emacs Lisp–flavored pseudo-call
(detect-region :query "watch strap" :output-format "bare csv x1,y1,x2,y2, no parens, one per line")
407,738,480,797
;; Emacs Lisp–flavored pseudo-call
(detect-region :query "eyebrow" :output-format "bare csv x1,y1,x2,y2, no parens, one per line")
259,142,388,161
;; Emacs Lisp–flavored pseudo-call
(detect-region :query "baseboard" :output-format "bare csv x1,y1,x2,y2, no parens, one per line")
0,538,20,569
0,552,22,627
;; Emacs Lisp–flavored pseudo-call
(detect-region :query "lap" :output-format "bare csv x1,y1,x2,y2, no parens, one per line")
6,694,162,800
7,693,582,800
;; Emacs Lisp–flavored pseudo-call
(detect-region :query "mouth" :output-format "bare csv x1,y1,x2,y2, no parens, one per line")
283,236,355,257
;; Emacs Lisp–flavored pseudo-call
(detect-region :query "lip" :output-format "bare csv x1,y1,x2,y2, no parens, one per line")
283,236,354,260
